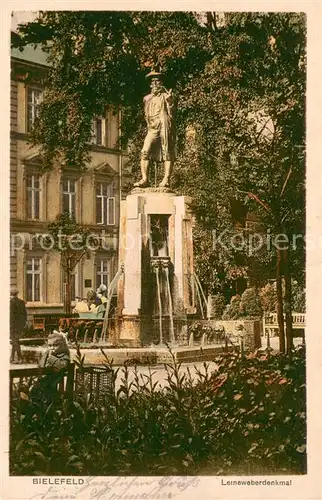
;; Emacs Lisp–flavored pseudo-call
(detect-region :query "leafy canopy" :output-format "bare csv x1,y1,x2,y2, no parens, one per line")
13,12,306,292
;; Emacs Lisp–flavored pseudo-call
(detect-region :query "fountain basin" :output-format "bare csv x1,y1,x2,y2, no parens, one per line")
19,343,233,366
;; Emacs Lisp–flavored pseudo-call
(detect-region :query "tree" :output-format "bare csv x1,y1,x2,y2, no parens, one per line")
47,213,95,314
175,12,306,353
12,11,210,170
13,12,306,352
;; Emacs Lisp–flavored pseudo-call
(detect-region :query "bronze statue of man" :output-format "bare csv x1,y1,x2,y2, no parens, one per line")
134,71,175,188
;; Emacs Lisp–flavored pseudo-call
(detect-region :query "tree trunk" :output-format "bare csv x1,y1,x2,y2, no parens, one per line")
283,247,294,353
206,12,217,30
64,270,72,315
276,248,285,353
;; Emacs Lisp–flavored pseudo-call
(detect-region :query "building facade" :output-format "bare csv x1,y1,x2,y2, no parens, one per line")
10,45,127,317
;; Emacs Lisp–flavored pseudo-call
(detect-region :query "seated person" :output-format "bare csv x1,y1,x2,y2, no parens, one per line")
38,332,70,372
97,283,108,305
73,297,90,314
87,289,102,312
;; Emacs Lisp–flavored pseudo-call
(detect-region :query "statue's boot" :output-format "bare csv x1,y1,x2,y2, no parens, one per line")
134,159,149,188
158,178,170,188
159,160,172,188
134,178,150,188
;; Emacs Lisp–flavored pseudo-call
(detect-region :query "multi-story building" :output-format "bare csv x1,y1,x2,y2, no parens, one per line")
10,43,127,317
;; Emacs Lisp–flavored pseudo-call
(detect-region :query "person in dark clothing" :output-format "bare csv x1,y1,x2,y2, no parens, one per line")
10,287,27,363
38,332,70,371
31,332,71,403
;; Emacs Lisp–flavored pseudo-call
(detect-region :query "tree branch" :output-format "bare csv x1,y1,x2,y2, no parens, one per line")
280,165,292,199
237,189,273,215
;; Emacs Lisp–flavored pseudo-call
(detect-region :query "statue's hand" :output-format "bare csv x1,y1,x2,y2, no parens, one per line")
161,86,172,97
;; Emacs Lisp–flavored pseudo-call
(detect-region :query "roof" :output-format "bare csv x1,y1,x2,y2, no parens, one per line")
11,44,51,67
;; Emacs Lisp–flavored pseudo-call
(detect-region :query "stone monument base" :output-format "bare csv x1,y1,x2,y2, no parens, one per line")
115,188,195,346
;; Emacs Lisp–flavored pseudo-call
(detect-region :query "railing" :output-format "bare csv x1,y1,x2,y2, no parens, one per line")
32,313,78,332
263,312,306,337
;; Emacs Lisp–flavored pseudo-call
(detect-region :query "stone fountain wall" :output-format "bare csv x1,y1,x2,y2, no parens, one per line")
115,188,196,347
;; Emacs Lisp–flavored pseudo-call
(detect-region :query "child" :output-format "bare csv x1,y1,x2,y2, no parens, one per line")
38,331,70,371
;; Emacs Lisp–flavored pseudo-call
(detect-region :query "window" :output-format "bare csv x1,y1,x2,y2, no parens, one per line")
96,182,115,225
91,117,104,146
27,173,41,219
26,257,42,302
26,88,43,132
96,259,109,290
62,178,76,217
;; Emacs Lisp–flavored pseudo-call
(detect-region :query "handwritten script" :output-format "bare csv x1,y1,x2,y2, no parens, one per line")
29,476,200,500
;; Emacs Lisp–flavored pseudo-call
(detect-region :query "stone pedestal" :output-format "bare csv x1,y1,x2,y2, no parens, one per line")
116,188,195,346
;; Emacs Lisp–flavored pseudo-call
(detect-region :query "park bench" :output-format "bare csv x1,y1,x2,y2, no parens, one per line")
10,363,113,403
10,363,75,401
263,312,306,338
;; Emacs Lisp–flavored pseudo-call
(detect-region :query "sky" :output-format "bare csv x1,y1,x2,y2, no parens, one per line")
11,11,37,32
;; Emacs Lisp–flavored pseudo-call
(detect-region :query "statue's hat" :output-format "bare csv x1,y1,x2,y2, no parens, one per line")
145,70,164,80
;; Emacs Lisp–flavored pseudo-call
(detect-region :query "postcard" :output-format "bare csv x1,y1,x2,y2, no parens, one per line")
2,2,321,499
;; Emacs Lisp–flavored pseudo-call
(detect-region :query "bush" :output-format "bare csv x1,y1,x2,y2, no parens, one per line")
292,282,306,313
259,282,277,313
260,281,306,314
240,287,263,319
207,346,306,473
10,346,306,476
223,294,242,320
292,290,305,312
208,293,226,319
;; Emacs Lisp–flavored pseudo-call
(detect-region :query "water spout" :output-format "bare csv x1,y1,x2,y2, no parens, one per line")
100,265,124,342
155,265,163,344
165,266,175,343
193,273,209,319
193,274,205,319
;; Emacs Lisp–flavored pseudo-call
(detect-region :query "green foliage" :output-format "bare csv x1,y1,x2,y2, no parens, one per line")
260,282,278,313
209,293,226,319
13,11,209,170
223,287,263,320
13,12,306,295
47,212,97,312
223,294,242,320
10,346,306,475
240,287,263,319
292,283,306,313
259,281,306,314
47,212,97,272
207,346,306,472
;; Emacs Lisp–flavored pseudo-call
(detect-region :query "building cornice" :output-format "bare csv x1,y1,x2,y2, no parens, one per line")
10,130,122,156
10,218,119,234
11,57,50,71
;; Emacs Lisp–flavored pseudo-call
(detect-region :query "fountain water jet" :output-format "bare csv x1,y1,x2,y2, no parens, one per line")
164,265,175,343
194,275,205,319
153,261,163,345
193,272,209,318
100,265,124,342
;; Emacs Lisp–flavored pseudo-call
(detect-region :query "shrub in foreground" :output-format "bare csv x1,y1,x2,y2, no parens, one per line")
10,346,306,475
